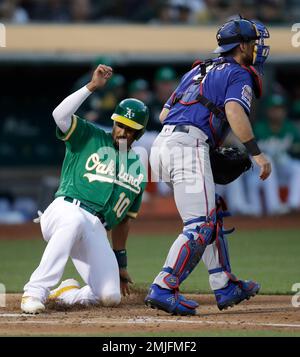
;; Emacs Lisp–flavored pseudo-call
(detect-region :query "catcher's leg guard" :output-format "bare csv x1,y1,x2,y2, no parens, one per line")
210,195,260,310
145,212,216,315
162,219,216,289
155,214,216,290
206,195,237,286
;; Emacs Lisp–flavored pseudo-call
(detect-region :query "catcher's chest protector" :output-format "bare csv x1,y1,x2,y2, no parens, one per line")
171,58,262,148
171,59,230,147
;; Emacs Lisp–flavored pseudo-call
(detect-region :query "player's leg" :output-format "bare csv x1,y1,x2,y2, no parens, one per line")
262,169,286,215
202,195,260,310
51,211,121,307
245,156,283,216
202,242,229,289
289,159,300,210
221,177,255,215
282,157,300,210
244,167,264,216
23,198,85,303
146,131,215,315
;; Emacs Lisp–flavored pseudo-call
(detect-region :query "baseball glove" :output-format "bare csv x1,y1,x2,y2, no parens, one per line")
209,146,252,185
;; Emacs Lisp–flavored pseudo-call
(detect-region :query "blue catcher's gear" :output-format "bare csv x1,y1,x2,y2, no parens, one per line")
144,284,199,316
165,55,264,148
214,18,270,74
144,211,216,316
214,280,260,311
210,195,261,310
162,214,216,291
251,20,270,74
208,194,237,282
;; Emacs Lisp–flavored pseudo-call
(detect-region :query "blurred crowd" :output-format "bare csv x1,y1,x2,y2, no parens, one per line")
0,0,299,25
1,58,300,223
217,93,300,216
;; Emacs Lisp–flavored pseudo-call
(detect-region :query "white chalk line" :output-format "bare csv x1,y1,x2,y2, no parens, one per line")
0,314,300,329
0,314,31,318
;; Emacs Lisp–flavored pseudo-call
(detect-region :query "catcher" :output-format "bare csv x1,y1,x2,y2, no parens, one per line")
145,17,271,315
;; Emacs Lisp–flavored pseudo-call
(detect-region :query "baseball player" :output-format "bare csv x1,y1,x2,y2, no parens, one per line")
21,64,149,314
145,17,271,315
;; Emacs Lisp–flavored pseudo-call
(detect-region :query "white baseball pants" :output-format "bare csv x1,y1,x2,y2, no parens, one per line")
23,197,121,306
150,125,229,291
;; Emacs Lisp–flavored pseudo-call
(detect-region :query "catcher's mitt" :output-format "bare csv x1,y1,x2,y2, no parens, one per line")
209,146,252,185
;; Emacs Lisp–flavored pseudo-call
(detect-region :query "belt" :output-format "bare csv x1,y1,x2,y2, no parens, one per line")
173,125,210,145
64,196,107,228
173,125,190,133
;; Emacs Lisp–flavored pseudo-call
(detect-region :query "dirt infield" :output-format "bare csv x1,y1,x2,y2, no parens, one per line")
0,293,299,336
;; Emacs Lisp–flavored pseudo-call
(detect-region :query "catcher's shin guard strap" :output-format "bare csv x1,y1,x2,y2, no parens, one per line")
208,267,225,274
162,268,179,289
210,194,237,283
208,267,238,283
216,226,231,273
184,207,217,227
183,216,207,227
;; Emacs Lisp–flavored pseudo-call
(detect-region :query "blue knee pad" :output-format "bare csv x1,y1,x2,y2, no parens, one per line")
162,213,216,289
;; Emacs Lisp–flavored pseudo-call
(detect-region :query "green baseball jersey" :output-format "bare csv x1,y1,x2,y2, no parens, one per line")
254,120,300,142
254,119,300,153
55,115,147,230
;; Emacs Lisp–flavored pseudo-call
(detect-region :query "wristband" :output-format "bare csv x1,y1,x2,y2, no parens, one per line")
243,138,261,156
113,249,127,269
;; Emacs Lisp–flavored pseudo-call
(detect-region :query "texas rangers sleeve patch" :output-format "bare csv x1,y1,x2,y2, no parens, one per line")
241,84,253,108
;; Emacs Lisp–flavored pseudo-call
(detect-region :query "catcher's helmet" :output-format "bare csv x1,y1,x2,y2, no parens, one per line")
111,98,149,140
214,19,260,54
214,18,270,73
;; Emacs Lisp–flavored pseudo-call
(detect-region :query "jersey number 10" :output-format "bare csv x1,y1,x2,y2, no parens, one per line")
113,192,131,218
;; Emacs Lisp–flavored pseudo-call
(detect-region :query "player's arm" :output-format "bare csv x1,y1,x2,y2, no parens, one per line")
159,69,194,124
111,216,133,296
111,189,144,296
52,64,113,133
159,108,170,123
225,101,271,180
159,87,179,123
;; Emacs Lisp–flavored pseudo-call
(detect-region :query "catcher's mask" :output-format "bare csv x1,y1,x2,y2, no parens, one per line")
214,17,270,74
111,98,149,140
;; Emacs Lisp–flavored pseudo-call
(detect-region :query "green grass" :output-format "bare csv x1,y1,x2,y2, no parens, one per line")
0,229,299,294
130,229,300,295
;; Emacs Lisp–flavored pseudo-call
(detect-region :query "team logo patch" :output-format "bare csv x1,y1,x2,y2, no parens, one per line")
241,85,252,108
169,277,177,284
124,107,135,119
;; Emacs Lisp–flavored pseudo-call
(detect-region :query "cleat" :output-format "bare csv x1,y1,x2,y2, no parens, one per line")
21,296,45,314
49,279,80,301
144,284,198,316
214,280,260,311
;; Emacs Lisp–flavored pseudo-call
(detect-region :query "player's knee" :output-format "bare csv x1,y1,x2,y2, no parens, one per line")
100,292,121,307
183,221,215,246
